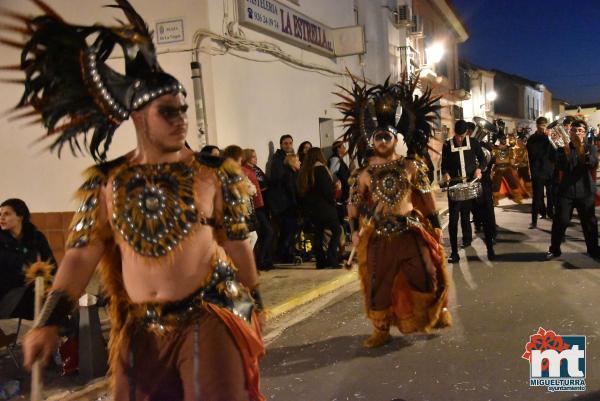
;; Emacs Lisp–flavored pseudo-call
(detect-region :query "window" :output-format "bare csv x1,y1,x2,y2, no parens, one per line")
452,105,464,120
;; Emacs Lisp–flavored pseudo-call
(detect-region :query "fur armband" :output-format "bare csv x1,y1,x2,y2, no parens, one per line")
427,213,441,229
32,290,76,329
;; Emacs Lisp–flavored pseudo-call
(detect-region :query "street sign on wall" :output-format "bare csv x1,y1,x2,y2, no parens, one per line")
156,18,185,45
237,0,335,56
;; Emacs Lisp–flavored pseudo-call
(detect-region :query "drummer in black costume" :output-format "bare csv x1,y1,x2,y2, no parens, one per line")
442,120,485,263
469,119,498,260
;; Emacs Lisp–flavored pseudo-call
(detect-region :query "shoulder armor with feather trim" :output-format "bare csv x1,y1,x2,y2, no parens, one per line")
214,158,251,240
66,157,127,248
411,159,432,194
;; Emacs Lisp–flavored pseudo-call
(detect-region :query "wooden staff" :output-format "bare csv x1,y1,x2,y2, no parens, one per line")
344,217,372,270
31,275,45,401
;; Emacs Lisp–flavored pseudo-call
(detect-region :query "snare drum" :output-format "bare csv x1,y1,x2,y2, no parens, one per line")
448,181,482,201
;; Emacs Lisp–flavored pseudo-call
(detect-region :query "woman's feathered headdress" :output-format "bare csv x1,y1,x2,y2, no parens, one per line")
335,71,441,166
1,0,186,161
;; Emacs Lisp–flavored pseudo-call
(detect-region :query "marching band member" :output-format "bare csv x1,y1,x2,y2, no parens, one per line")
547,120,599,260
526,117,555,228
441,120,485,263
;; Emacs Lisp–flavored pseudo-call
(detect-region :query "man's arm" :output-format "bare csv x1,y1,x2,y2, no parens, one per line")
269,153,285,183
440,142,450,175
212,164,260,289
23,240,105,370
473,140,486,170
51,244,105,299
24,167,112,370
584,144,598,169
221,240,259,289
329,157,341,182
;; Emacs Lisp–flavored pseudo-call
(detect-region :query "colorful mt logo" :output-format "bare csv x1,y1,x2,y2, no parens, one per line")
522,327,586,392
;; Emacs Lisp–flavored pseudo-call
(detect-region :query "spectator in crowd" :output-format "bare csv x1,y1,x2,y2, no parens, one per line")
223,146,259,248
298,148,342,269
0,199,56,317
297,141,312,164
328,141,350,237
242,148,274,271
275,153,300,262
200,144,221,157
268,134,298,263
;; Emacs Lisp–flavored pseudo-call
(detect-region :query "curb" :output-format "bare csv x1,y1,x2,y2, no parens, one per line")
267,270,358,320
45,379,108,401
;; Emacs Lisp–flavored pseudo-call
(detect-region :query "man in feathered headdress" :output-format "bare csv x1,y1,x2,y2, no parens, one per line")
4,1,265,399
337,75,451,348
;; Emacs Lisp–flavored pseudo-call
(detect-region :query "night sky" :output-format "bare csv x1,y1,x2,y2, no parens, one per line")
451,0,600,106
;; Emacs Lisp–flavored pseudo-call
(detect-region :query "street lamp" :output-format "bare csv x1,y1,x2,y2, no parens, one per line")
480,91,497,119
425,42,445,65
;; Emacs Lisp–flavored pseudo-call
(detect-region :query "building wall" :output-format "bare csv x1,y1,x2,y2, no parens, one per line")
203,0,360,169
523,86,544,121
0,0,465,214
494,75,521,119
566,107,600,130
552,100,567,119
543,88,553,121
0,0,361,213
0,0,206,213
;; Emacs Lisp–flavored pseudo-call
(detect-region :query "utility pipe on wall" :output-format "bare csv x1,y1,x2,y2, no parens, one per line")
190,61,209,147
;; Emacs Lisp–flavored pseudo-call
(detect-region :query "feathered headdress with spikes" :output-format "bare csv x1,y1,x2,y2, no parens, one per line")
1,0,186,161
335,71,441,166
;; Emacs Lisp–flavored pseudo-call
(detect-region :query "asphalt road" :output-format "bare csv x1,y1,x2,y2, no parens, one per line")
260,200,600,401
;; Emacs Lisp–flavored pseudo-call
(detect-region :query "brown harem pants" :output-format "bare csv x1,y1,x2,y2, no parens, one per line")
112,311,249,401
366,230,437,326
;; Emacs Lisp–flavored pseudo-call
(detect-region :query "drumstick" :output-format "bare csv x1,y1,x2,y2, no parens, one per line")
31,275,45,401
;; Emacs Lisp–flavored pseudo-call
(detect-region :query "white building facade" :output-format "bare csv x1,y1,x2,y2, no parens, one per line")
0,0,466,213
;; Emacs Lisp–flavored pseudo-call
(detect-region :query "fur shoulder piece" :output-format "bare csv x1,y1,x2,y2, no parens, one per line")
215,158,251,240
66,157,126,248
411,158,432,194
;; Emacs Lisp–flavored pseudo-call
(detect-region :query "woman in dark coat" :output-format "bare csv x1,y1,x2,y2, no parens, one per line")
297,148,342,269
0,198,56,320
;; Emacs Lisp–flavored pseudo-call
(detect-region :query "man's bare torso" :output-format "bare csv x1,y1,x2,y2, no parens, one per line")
358,155,418,216
102,153,227,303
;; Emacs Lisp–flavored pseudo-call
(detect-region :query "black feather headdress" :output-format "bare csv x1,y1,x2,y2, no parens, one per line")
1,0,186,161
335,71,441,166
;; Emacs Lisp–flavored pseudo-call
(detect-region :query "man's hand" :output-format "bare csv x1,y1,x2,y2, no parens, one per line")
23,326,60,371
352,232,360,247
474,168,482,180
434,228,443,242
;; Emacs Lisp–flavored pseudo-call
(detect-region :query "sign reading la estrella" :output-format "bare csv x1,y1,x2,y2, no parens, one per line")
238,0,334,56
